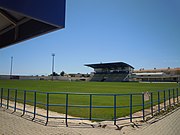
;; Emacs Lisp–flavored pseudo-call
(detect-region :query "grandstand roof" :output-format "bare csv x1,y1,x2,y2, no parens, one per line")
85,62,134,69
0,0,65,48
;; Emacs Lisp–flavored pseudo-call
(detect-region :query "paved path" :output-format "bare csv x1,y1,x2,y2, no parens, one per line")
0,107,180,135
0,108,121,135
129,108,180,135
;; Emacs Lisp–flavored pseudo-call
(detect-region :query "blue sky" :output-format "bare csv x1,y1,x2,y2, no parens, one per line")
0,0,180,75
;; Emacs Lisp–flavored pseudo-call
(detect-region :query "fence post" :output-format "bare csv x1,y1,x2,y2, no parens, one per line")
114,95,117,125
130,94,132,122
45,93,49,126
142,93,145,121
65,94,69,127
163,90,166,111
21,90,26,116
0,88,3,107
7,89,10,109
173,89,175,105
177,88,179,103
168,89,171,106
89,94,92,121
150,92,153,116
32,91,37,121
14,89,17,112
158,91,160,113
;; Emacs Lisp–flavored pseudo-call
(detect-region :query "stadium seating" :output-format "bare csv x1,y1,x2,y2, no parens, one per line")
90,72,130,82
85,62,134,82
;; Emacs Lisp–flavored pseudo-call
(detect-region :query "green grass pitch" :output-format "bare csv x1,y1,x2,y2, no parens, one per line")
0,80,178,120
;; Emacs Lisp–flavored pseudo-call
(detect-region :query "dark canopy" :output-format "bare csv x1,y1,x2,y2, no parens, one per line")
85,62,134,69
0,0,65,48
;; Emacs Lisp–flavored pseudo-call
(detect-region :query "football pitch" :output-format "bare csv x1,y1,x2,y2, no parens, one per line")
0,80,179,120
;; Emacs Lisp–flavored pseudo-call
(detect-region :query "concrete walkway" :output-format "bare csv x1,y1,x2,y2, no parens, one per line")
129,108,180,135
0,108,120,135
0,107,180,135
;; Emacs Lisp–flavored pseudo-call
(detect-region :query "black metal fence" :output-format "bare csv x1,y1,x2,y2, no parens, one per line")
0,87,179,127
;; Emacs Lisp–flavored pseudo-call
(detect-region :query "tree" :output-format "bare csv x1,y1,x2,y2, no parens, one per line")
60,71,65,76
49,72,59,76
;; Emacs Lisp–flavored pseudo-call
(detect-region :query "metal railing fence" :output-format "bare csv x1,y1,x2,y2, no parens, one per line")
0,87,179,127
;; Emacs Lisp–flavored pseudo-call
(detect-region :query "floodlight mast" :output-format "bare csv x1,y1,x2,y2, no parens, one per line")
10,56,13,79
51,53,55,81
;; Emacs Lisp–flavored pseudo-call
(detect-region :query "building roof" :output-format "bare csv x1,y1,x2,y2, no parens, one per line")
85,62,134,69
134,68,180,73
0,0,65,48
134,72,164,76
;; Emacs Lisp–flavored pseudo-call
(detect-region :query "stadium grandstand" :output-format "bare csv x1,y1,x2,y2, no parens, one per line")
85,62,134,82
133,67,180,82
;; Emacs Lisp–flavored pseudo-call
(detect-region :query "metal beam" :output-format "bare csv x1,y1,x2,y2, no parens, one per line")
0,17,30,35
0,9,17,26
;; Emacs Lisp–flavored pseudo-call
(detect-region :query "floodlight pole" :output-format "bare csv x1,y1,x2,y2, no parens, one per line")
51,53,55,81
10,56,13,79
